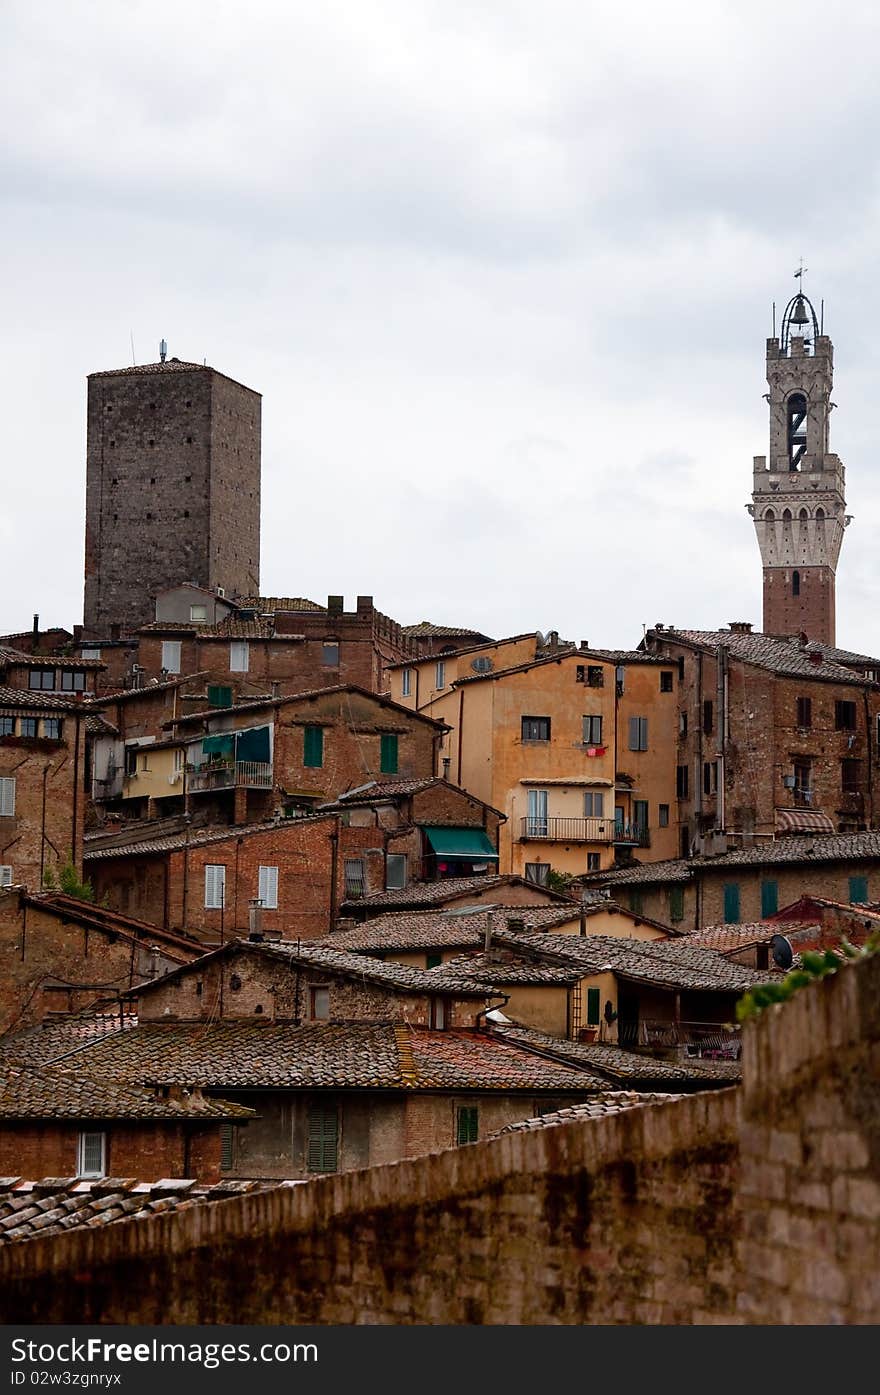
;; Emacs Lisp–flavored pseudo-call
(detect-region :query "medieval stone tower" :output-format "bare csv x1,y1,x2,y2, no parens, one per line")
83,354,261,637
749,286,848,645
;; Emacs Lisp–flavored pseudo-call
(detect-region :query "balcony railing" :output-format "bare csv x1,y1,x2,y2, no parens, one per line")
617,1019,741,1058
613,821,650,847
187,760,273,792
520,816,614,844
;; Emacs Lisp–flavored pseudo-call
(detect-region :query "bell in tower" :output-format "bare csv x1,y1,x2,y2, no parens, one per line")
748,273,849,646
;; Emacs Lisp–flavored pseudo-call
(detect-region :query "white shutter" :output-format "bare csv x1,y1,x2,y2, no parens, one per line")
230,641,249,673
258,865,278,909
0,867,12,887
161,641,181,674
0,779,15,818
205,864,226,909
77,1131,106,1178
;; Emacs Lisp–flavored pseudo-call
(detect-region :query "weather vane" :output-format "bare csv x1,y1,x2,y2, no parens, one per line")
795,258,807,283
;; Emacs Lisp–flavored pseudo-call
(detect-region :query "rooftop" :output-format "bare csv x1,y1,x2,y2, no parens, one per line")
324,906,581,954
584,830,880,885
646,628,878,686
489,1023,743,1085
0,1065,253,1121
341,874,571,913
490,1092,686,1136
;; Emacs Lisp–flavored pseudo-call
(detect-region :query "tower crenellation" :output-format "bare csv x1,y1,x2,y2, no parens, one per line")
749,284,849,645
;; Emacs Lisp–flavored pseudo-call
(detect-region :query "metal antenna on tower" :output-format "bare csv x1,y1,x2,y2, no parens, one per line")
159,339,167,363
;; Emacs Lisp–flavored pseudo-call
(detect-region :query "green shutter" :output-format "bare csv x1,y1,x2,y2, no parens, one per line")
628,889,643,915
207,685,233,709
586,987,600,1026
457,1106,478,1145
669,886,684,922
380,733,398,774
849,875,869,905
220,1123,234,1170
761,880,778,917
723,883,741,923
303,725,324,768
307,1101,338,1173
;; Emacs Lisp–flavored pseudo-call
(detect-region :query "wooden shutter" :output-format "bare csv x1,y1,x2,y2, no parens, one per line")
258,865,279,909
586,987,601,1026
723,883,740,923
849,876,869,905
380,733,398,774
0,867,12,887
303,725,323,767
220,1124,234,1171
457,1107,478,1145
760,880,778,917
669,886,684,922
307,1101,339,1173
0,779,15,818
205,864,226,909
628,717,639,751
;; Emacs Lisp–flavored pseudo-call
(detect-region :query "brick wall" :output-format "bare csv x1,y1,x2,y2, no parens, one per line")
0,710,88,888
0,1121,222,1186
3,949,878,1323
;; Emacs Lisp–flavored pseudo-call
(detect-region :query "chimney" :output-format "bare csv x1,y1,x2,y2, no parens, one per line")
728,621,753,634
327,595,344,615
32,614,39,650
506,916,526,933
809,650,823,665
248,899,263,937
441,757,451,779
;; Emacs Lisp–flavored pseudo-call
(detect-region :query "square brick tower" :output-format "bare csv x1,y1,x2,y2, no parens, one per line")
749,285,849,645
83,354,261,637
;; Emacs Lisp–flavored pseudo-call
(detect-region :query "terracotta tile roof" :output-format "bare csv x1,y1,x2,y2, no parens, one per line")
490,1092,686,1135
669,922,816,954
85,713,119,736
89,674,210,704
491,933,773,994
588,650,670,665
437,950,585,987
342,874,572,913
138,618,282,639
384,633,538,669
650,629,875,685
0,687,94,714
166,684,447,730
401,622,491,639
238,597,325,613
83,814,336,862
491,1023,742,1084
132,938,495,1001
325,906,581,953
0,1065,253,1121
0,1011,137,1069
0,647,103,670
586,831,880,884
0,1177,292,1245
452,647,586,687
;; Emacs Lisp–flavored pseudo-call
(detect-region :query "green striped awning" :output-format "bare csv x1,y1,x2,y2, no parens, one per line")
421,826,499,860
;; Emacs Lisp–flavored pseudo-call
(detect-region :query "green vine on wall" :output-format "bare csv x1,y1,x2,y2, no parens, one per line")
736,933,880,1023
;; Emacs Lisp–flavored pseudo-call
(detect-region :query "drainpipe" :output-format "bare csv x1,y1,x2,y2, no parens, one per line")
71,708,82,872
328,818,340,933
40,764,50,888
456,686,464,786
694,652,703,849
716,645,728,833
863,688,874,828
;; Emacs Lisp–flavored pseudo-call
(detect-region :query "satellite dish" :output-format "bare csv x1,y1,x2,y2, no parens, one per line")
770,934,793,971
485,1008,513,1025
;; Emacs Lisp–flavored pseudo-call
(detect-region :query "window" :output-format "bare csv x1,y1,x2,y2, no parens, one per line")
849,875,869,905
77,1131,106,1179
586,988,601,1026
583,791,604,818
426,952,442,970
307,1100,338,1172
659,804,670,827
586,853,601,872
761,880,778,917
309,986,330,1021
60,670,86,692
679,711,688,737
703,700,714,736
220,1123,234,1171
526,789,548,837
522,716,551,742
0,779,15,817
582,715,603,745
0,866,12,887
676,765,689,798
204,864,226,910
628,889,644,915
229,641,249,673
796,696,812,728
258,865,278,909
207,684,233,709
322,641,339,667
723,883,741,923
174,748,185,772
669,886,684,922
633,799,649,832
835,701,857,731
380,733,398,774
435,661,446,690
401,668,413,697
628,717,648,751
43,719,62,740
344,858,366,899
81,647,101,661
703,760,718,796
161,641,181,674
660,671,674,692
615,666,625,696
0,718,13,736
471,656,493,673
124,746,138,777
303,725,324,768
386,854,407,890
456,1106,478,1145
793,758,812,804
190,605,208,622
842,759,861,794
29,668,55,690
19,718,37,738
430,997,447,1030
787,392,807,468
524,862,550,886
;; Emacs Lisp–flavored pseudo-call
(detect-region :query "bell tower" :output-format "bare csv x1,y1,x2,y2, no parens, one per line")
749,281,849,645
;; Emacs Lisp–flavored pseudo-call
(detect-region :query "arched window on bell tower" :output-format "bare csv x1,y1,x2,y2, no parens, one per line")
787,393,807,470
792,569,801,596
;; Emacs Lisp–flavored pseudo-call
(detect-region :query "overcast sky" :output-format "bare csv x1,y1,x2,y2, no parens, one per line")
2,1,879,652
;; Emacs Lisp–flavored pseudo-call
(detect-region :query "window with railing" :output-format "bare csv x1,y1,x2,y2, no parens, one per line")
344,858,366,899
